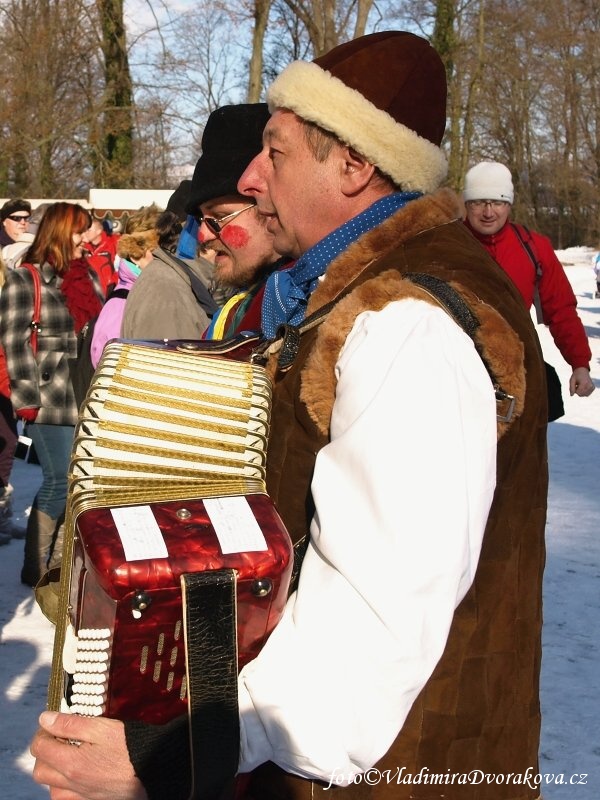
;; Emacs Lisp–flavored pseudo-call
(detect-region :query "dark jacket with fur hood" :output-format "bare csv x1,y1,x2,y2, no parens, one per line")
247,189,548,800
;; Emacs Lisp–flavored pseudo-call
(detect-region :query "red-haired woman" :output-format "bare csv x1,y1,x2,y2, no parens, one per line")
0,202,103,587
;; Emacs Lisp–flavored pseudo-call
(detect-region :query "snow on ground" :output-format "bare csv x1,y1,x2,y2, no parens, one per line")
0,248,599,798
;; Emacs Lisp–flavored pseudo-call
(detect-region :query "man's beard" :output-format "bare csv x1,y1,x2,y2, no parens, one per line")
205,242,238,285
205,242,275,289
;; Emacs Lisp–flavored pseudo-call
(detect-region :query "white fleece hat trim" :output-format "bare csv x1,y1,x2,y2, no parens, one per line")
463,162,514,204
267,61,448,194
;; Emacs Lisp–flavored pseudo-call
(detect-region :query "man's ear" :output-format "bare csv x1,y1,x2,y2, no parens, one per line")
340,148,377,195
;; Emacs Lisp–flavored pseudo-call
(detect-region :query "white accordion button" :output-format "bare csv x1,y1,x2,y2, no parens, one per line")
62,623,79,675
79,628,111,639
73,672,105,684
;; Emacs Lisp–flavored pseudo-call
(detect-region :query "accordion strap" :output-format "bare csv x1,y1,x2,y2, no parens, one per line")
181,570,239,800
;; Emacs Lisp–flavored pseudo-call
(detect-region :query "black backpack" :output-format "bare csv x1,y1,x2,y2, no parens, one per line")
68,287,129,409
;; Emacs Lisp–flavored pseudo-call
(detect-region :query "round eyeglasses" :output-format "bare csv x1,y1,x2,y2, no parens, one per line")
466,200,509,210
195,203,255,235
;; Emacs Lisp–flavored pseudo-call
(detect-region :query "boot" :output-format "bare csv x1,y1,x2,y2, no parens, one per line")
36,516,65,623
21,508,59,588
47,519,65,572
0,484,26,540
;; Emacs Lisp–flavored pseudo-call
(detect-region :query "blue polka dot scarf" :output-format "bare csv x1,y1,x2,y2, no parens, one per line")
261,192,421,338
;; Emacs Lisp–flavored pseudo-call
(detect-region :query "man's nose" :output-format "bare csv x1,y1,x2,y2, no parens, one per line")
197,220,217,244
238,151,266,197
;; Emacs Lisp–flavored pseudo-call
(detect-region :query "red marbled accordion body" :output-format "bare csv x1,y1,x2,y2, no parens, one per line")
66,493,293,724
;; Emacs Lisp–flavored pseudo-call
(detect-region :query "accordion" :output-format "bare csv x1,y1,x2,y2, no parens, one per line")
48,338,293,726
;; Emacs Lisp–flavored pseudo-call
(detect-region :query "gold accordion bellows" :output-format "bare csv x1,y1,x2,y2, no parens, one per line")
48,339,293,723
70,339,271,506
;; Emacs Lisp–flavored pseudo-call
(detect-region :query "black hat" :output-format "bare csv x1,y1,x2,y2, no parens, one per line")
167,180,192,221
1,198,32,222
186,104,270,213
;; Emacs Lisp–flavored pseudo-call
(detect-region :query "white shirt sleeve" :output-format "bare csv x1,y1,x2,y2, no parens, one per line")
237,298,498,784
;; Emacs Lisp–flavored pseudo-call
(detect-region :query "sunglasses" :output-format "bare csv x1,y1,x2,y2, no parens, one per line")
6,214,31,224
195,203,255,235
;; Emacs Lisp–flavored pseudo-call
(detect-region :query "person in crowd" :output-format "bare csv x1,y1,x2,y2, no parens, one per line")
0,254,25,545
0,198,32,247
0,201,36,540
31,32,548,800
0,198,32,250
169,178,233,307
593,249,600,299
0,202,104,587
120,207,217,340
463,161,594,398
89,228,158,368
69,205,163,407
183,103,287,340
81,214,120,298
1,203,53,271
1,220,34,271
0,202,42,544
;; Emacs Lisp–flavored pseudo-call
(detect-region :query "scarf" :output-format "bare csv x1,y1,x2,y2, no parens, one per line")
261,192,421,338
176,216,200,260
121,257,142,278
59,257,103,333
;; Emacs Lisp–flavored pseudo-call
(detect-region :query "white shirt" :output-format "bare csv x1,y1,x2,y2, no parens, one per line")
237,298,497,784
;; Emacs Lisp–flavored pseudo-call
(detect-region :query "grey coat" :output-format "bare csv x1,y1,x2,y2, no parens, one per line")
0,262,78,424
120,249,213,340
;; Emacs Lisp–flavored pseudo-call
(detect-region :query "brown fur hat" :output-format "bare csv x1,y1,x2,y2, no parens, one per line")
267,31,447,192
118,229,159,261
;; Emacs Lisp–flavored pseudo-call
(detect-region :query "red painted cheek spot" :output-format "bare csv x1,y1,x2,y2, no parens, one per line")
197,227,209,244
220,224,249,249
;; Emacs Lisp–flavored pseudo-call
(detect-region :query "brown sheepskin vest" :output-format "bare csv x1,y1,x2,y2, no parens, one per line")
246,190,548,800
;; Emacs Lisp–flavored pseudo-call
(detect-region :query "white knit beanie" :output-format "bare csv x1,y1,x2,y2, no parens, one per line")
463,162,514,204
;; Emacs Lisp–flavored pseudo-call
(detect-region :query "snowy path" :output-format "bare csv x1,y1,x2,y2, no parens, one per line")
0,252,598,799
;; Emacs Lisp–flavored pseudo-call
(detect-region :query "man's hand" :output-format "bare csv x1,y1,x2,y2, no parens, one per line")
569,367,595,397
31,711,147,800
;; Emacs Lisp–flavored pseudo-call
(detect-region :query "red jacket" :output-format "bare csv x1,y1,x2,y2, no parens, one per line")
464,219,591,370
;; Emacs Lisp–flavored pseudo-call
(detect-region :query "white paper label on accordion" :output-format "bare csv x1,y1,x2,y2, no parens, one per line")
204,496,268,554
110,506,168,561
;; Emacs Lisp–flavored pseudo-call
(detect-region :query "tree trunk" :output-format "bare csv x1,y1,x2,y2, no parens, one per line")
97,0,134,188
248,0,272,102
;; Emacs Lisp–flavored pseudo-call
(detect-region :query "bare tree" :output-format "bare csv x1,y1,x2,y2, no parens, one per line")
398,0,599,245
262,0,314,84
2,0,599,244
530,0,600,245
96,0,134,187
148,2,247,159
247,0,273,101
276,0,375,56
0,0,101,197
